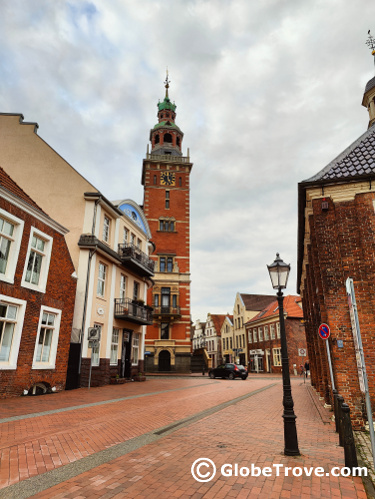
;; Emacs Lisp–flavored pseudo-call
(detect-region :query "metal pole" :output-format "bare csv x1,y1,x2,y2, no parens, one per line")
277,289,300,456
88,341,95,390
347,278,375,471
325,339,336,391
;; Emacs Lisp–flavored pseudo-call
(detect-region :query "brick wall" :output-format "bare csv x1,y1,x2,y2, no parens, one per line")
301,191,375,428
0,197,76,398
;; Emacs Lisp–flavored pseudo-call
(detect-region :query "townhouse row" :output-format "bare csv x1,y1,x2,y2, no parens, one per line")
193,293,307,374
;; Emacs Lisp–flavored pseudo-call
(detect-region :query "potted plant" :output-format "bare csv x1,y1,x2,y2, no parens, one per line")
133,372,146,382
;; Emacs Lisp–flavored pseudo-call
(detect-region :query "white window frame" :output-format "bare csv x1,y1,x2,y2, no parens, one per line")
0,209,24,285
264,325,269,341
120,274,126,301
270,324,276,340
276,322,281,339
32,306,62,370
0,295,27,370
258,327,263,342
253,329,258,342
97,262,107,297
110,328,119,365
21,227,53,293
123,227,129,243
103,215,110,243
248,330,252,343
132,333,139,365
273,347,282,366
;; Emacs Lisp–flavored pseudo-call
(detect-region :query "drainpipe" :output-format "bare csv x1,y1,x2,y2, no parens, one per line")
78,197,101,377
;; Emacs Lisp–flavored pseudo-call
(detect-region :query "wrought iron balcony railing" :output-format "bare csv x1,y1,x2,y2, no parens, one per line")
118,243,155,277
153,305,181,317
114,298,153,325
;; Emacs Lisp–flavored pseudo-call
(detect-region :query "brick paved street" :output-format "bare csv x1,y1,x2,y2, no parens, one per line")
0,376,368,498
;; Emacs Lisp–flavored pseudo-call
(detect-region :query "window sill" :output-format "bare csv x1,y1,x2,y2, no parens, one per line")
21,281,46,294
0,274,15,284
0,364,17,370
32,363,56,370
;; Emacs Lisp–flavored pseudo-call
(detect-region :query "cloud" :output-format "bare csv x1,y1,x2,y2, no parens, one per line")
0,0,373,321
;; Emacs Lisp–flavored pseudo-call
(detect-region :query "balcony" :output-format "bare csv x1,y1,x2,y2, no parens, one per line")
114,298,153,325
153,305,181,319
145,153,190,163
118,243,155,277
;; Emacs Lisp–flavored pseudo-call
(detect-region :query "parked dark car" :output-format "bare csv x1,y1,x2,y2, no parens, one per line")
209,363,248,380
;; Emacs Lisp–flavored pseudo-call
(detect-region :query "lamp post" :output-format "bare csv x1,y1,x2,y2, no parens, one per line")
267,253,300,456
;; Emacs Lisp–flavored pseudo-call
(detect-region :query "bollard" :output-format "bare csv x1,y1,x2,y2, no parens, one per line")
337,395,344,447
341,403,358,471
332,389,339,433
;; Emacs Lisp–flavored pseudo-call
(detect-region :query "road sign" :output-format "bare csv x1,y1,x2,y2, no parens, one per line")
298,348,307,356
318,323,330,340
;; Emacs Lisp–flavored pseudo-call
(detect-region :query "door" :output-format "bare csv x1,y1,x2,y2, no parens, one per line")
121,329,133,378
159,350,171,371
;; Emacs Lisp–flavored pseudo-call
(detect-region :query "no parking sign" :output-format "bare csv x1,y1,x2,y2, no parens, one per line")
318,323,330,340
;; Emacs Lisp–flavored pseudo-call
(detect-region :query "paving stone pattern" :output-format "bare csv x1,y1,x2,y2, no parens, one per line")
0,376,368,498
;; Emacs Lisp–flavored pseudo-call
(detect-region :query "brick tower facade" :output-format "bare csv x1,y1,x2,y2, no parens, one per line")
142,75,193,372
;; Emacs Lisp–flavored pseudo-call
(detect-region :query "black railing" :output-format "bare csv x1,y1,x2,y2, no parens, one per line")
114,298,153,324
153,305,181,316
118,243,155,273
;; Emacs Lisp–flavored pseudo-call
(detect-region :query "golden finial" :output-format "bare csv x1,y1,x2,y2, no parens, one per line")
164,68,170,99
366,30,375,55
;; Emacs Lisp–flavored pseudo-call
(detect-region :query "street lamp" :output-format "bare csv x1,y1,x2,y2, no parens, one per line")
267,253,300,456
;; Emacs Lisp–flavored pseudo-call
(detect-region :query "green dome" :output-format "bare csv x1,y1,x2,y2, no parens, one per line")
158,97,176,112
153,121,181,132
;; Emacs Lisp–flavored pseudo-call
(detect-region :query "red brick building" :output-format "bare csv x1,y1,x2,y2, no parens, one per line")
0,167,76,397
297,55,375,427
245,296,307,374
142,76,193,372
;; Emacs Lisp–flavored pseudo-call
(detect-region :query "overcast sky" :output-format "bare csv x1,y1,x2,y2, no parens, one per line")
1,1,374,321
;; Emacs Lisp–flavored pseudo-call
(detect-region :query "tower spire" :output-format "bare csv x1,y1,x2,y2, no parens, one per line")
164,69,170,99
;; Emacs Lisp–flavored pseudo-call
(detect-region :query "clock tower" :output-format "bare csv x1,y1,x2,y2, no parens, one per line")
142,74,193,372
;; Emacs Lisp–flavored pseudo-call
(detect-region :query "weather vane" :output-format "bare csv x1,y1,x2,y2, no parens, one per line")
366,30,375,53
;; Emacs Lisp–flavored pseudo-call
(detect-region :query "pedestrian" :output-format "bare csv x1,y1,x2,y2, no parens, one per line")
304,359,310,378
299,364,304,376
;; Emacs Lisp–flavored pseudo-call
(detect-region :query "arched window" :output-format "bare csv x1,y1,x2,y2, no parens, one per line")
155,134,160,144
164,133,172,143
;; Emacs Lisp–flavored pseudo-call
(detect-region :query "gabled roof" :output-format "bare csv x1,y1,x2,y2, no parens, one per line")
0,166,46,213
302,125,375,184
210,314,226,334
245,295,303,326
239,293,276,311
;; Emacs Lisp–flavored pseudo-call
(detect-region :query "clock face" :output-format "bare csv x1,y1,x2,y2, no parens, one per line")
160,172,176,186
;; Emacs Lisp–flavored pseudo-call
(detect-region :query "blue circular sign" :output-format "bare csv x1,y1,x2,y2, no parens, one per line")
318,323,330,340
